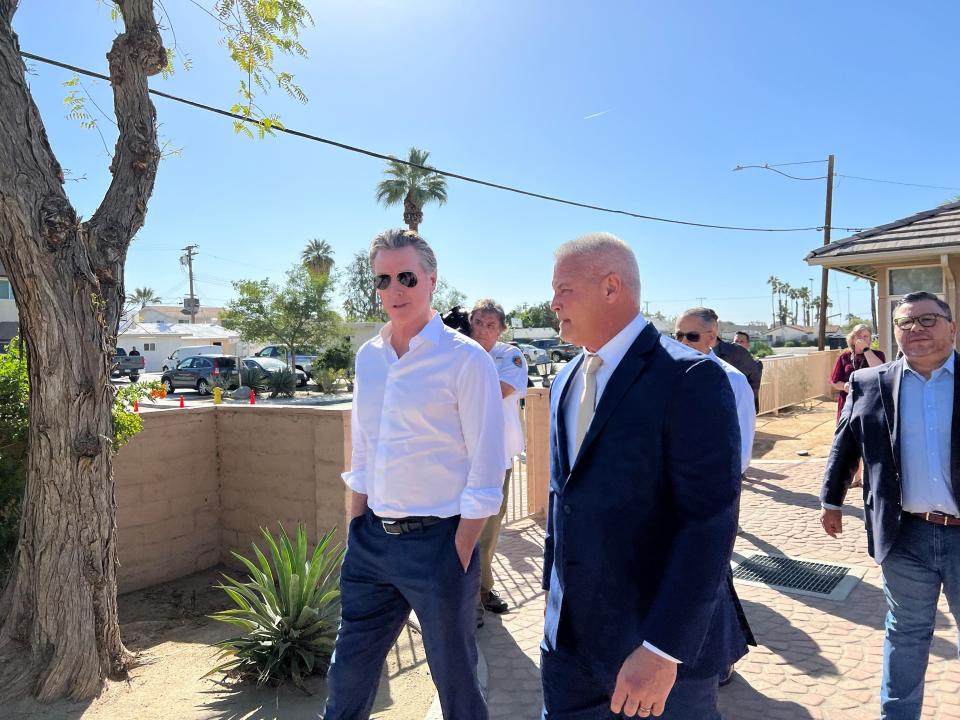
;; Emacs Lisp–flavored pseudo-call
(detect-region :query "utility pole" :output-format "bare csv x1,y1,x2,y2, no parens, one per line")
181,245,198,324
644,301,650,315
817,154,835,350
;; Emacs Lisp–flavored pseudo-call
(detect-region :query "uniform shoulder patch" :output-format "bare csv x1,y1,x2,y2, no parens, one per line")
513,354,523,367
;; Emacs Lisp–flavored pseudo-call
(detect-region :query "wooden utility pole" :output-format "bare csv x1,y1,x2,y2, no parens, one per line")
817,154,835,350
181,245,198,323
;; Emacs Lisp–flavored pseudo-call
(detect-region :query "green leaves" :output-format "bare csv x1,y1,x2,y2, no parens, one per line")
375,147,449,227
206,525,345,688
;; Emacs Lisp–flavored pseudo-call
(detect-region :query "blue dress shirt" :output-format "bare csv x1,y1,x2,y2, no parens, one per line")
900,353,959,516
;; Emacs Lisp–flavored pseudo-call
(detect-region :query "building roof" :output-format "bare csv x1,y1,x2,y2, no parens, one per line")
768,324,840,334
806,200,960,279
119,322,240,340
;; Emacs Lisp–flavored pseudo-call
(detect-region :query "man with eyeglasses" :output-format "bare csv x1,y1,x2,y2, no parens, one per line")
324,229,505,720
468,299,528,627
820,290,960,719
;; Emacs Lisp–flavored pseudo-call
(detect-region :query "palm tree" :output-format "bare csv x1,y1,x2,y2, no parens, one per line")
766,276,780,328
126,286,160,310
302,238,335,276
797,287,811,326
375,147,448,232
811,295,833,322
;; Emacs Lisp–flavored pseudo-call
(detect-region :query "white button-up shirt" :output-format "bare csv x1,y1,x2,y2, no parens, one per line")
489,341,528,467
709,350,755,474
342,314,506,519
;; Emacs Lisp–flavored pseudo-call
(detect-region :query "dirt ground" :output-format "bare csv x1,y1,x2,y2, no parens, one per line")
752,397,839,461
8,567,435,720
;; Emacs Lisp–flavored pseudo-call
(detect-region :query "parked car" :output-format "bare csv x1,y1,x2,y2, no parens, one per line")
528,338,578,362
254,345,317,377
160,355,239,395
111,347,144,382
162,344,224,372
510,342,550,369
242,356,309,388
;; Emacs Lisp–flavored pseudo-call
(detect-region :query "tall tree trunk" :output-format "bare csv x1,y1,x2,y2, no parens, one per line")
402,191,422,233
0,0,165,701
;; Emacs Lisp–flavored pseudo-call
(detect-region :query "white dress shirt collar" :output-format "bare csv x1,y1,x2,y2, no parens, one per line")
378,312,443,354
588,312,649,374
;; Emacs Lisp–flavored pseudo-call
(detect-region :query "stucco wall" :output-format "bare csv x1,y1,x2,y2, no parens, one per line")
113,405,351,593
218,406,351,571
114,408,220,593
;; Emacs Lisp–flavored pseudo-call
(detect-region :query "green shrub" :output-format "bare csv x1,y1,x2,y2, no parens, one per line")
751,341,774,359
206,525,344,688
267,368,297,398
0,339,28,579
320,338,353,374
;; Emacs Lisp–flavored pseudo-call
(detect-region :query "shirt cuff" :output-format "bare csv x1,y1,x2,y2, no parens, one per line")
341,470,366,495
643,641,681,664
821,502,843,511
460,485,504,519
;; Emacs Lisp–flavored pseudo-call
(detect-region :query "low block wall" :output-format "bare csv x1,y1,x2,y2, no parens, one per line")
114,408,220,593
114,405,351,593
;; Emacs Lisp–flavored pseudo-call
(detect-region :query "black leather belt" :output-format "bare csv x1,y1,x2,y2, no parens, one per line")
373,514,447,535
905,511,960,527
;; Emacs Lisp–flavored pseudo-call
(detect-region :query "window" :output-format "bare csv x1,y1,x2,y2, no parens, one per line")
886,265,946,358
0,278,11,300
143,343,156,352
889,266,943,295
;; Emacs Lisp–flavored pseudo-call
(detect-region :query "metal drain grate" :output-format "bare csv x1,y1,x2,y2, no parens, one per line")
732,554,849,595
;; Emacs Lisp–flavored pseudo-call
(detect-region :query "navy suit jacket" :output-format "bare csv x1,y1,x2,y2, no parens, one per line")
821,353,960,564
542,323,749,680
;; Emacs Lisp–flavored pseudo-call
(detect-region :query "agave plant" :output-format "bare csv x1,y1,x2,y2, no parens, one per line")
238,367,270,396
205,525,345,688
267,368,297,398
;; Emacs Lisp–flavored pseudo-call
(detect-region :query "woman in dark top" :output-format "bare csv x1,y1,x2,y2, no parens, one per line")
829,323,885,485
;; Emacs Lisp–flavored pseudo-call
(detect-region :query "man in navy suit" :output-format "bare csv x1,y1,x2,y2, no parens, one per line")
821,290,960,720
541,233,749,719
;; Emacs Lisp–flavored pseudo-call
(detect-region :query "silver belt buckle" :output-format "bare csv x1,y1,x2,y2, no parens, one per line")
381,519,401,535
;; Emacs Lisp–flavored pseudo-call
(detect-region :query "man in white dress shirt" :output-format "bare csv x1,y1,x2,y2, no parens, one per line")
468,299,528,626
674,308,755,474
323,229,505,720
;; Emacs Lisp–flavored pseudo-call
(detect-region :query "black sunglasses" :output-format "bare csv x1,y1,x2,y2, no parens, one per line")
674,331,701,342
374,271,419,291
893,313,950,330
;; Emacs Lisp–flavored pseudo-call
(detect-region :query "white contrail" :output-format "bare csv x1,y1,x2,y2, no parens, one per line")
583,109,612,120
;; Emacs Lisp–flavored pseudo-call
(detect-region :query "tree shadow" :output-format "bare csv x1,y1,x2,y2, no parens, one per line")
476,611,543,719
717,675,816,719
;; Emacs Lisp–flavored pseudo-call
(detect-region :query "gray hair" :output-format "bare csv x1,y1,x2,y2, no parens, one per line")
846,323,871,351
469,299,506,328
369,228,438,275
554,232,641,302
895,291,952,320
678,307,719,328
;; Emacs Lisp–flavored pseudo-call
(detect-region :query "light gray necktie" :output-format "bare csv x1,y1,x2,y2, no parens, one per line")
574,354,604,457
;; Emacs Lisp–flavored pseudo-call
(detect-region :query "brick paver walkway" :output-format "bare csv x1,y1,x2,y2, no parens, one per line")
477,460,960,719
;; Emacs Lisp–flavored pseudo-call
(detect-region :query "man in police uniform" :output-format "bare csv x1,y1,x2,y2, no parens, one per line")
469,299,528,626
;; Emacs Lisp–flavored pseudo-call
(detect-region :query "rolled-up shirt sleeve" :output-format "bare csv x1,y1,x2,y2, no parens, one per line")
457,349,506,518
341,363,367,494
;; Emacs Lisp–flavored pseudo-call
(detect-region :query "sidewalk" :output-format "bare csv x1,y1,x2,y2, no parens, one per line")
478,460,960,719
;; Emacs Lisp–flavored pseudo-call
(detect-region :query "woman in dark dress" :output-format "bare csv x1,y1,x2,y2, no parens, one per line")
829,323,885,485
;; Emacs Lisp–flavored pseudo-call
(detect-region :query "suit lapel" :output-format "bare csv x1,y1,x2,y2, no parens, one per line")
554,354,583,481
950,352,960,506
879,359,903,473
571,324,660,471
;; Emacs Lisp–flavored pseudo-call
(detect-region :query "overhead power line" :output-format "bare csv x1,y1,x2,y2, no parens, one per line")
836,174,960,192
21,50,865,234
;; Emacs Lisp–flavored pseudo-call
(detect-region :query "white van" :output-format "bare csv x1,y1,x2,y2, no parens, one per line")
163,344,224,372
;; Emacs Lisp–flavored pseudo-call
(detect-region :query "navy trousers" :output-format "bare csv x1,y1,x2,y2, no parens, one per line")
541,645,721,720
323,511,486,720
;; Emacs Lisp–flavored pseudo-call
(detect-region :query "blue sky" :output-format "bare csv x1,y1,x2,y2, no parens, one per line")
12,1,960,325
